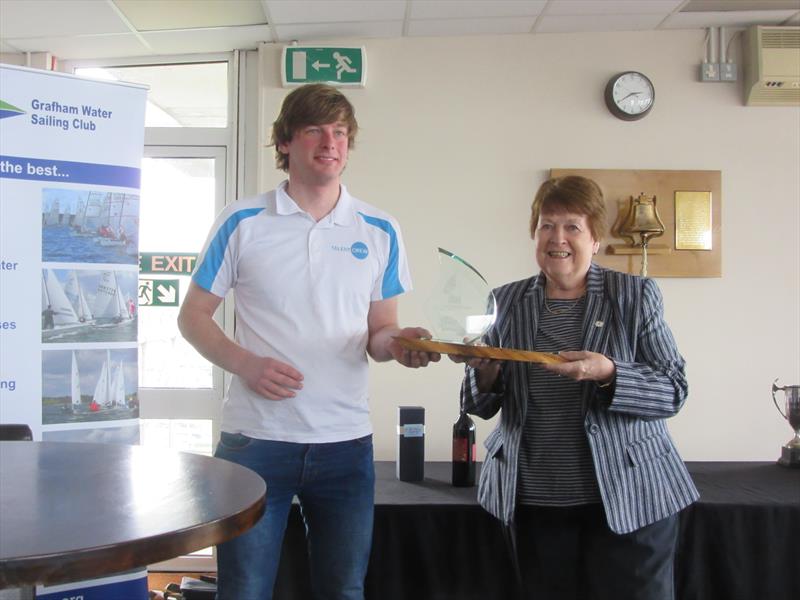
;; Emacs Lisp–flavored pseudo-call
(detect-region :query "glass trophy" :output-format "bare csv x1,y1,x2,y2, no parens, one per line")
393,248,563,364
425,247,497,345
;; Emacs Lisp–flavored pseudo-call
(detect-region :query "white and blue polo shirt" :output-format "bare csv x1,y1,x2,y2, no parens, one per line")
193,180,412,443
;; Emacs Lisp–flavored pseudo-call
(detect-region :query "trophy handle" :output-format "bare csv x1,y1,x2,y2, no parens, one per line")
772,378,787,419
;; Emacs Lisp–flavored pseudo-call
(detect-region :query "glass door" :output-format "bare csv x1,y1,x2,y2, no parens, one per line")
139,146,226,571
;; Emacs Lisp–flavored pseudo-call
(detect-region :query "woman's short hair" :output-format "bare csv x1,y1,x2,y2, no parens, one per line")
530,175,608,241
270,83,359,172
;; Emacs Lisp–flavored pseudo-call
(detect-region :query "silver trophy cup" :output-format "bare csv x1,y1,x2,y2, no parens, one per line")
772,379,800,468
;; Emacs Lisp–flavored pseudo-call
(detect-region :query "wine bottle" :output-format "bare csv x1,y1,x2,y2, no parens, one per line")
452,408,476,487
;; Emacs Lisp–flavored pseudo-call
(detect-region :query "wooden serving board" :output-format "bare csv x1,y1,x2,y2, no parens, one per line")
392,337,566,364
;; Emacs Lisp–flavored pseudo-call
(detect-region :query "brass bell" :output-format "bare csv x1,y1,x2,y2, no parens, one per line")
619,193,665,276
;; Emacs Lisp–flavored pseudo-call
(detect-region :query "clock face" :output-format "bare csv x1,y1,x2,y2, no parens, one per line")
605,72,655,121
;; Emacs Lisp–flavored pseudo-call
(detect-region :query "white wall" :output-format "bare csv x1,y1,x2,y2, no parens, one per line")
257,30,800,463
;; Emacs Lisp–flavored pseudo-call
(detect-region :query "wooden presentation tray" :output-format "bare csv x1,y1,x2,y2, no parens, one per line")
392,337,566,364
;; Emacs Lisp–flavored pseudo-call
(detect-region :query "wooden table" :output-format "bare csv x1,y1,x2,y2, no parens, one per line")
0,441,266,588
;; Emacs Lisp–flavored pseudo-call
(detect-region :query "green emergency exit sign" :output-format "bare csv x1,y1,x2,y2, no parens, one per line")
139,278,180,307
139,252,198,276
282,46,367,87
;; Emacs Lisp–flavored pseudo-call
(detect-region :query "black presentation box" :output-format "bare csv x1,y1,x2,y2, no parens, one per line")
397,406,425,482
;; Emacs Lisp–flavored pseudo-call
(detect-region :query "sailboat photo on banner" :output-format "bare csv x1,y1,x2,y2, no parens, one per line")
42,268,137,343
42,348,138,425
41,187,139,265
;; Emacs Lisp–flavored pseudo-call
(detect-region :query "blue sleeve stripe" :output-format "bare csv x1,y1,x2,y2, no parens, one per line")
358,211,404,298
193,207,264,291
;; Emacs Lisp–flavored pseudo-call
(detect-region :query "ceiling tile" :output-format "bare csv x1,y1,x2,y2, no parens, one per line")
0,0,130,39
115,0,267,31
682,1,800,11
274,21,403,41
409,0,547,20
661,9,799,28
537,13,666,33
0,0,797,60
143,24,273,53
6,34,151,60
408,17,538,36
265,0,406,24
546,0,685,16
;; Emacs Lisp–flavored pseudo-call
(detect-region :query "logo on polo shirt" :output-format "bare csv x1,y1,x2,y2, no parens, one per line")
330,242,369,260
351,241,369,260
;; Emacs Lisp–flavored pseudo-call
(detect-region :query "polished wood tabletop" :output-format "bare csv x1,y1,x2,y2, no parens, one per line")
0,441,266,588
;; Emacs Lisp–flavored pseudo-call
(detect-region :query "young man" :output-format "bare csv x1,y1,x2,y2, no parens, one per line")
178,83,438,599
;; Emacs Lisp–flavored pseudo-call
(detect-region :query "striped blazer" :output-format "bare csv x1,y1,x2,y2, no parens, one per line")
461,263,699,534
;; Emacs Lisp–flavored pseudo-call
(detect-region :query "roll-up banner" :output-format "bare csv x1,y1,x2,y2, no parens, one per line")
0,64,148,598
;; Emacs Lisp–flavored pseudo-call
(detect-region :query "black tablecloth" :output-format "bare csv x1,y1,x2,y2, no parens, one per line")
274,461,800,600
676,462,799,600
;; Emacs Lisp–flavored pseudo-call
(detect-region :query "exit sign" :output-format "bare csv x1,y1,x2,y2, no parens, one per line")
139,252,198,275
139,278,180,307
282,46,367,87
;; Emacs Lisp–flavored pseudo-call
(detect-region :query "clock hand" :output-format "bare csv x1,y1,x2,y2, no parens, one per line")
619,91,643,102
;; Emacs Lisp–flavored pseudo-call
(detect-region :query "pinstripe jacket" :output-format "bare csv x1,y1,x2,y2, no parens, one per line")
461,263,699,534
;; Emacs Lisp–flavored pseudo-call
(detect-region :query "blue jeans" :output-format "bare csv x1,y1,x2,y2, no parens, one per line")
214,433,375,600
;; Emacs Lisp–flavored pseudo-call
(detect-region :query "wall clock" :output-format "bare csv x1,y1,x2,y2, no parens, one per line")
604,71,655,121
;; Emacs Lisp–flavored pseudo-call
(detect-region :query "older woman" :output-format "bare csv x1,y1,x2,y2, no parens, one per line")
452,175,698,600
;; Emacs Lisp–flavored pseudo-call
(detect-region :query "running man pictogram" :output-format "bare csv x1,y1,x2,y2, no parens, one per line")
333,52,356,80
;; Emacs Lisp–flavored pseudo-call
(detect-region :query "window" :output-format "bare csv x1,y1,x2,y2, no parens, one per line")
75,62,228,127
63,51,260,572
140,418,213,456
138,152,223,390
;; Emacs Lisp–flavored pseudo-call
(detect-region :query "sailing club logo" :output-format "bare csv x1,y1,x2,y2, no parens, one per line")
0,100,25,120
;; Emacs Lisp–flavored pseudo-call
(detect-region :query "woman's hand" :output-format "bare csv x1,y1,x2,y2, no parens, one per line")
449,354,502,392
448,354,496,369
541,350,615,385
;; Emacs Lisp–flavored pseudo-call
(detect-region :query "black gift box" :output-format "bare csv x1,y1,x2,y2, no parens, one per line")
397,406,425,481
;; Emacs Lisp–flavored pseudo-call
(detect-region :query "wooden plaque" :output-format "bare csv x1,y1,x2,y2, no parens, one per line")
550,168,722,277
393,337,565,364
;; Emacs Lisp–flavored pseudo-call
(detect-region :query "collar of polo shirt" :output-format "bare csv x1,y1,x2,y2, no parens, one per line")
275,179,354,226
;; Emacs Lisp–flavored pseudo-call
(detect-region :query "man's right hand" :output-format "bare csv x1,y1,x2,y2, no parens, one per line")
178,282,304,401
240,355,304,400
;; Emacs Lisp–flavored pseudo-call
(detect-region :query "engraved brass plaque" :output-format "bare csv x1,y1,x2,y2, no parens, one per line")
675,191,712,250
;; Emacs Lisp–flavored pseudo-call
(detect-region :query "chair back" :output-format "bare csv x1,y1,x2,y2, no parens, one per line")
0,423,33,441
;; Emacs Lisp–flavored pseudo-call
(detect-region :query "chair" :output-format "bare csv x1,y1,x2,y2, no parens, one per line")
0,424,33,441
